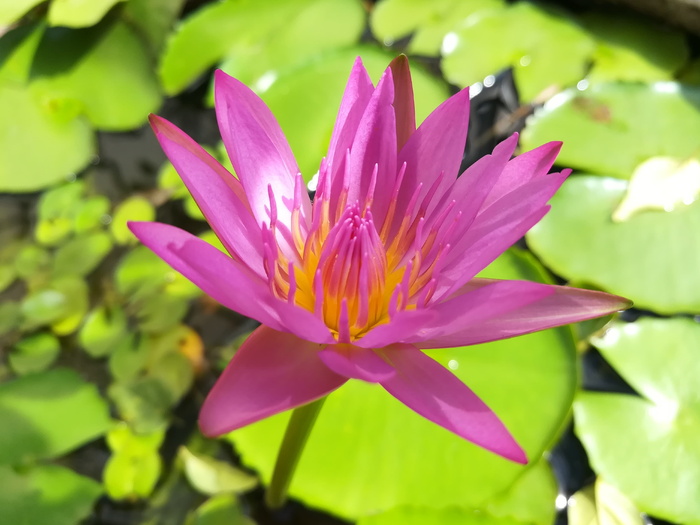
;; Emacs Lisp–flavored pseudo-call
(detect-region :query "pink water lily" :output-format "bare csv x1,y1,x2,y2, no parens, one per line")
129,57,629,465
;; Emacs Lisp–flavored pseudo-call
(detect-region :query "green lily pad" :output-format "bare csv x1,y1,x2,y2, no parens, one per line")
0,81,93,192
583,13,689,84
230,248,576,520
574,318,700,524
111,196,156,245
441,2,594,102
358,507,525,525
0,302,21,337
0,464,101,525
53,231,113,277
123,0,187,55
14,244,51,280
186,494,256,525
568,479,644,525
0,0,44,26
9,332,61,375
159,0,365,95
521,82,700,179
48,0,124,27
370,0,504,55
21,276,89,334
256,46,449,181
0,368,111,464
78,304,128,358
35,181,86,246
526,175,700,314
74,195,111,232
31,19,161,130
180,447,257,496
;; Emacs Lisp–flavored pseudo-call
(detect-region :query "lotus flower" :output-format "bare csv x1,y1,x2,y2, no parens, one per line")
129,57,629,464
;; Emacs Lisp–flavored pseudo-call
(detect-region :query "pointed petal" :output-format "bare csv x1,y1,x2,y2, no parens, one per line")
420,279,631,348
388,55,416,149
128,221,333,344
483,141,562,208
199,326,346,436
344,68,397,224
318,344,395,382
149,115,265,277
354,308,437,349
214,70,309,226
406,279,554,343
380,344,527,463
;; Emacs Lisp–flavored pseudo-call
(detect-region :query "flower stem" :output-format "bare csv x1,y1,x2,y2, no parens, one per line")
264,397,326,509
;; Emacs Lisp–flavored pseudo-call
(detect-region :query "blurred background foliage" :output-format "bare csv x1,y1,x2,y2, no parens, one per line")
0,0,699,524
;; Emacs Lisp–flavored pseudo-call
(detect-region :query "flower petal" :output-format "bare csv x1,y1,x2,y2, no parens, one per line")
354,308,437,349
379,344,527,464
149,115,265,277
420,279,632,349
214,70,309,227
128,221,334,344
388,55,416,150
199,326,346,436
318,344,395,382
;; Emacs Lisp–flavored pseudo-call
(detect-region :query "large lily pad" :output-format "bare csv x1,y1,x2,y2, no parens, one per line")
568,479,644,525
370,0,504,55
359,507,524,525
574,318,700,524
526,175,700,314
256,47,449,181
521,82,700,179
441,2,594,102
0,464,101,525
159,0,365,95
0,368,111,464
48,0,125,28
230,249,576,519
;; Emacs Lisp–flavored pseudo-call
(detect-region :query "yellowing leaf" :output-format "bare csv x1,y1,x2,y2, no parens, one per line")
613,157,700,221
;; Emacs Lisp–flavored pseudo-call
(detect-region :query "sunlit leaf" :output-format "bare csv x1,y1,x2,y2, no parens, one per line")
568,479,644,525
48,0,125,28
9,332,61,375
358,507,524,525
123,0,187,55
79,304,128,358
0,368,111,464
0,0,44,26
111,196,156,245
180,447,257,496
53,231,113,277
74,195,111,232
575,318,700,523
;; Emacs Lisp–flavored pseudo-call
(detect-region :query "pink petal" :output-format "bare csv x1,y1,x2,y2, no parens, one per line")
420,279,632,349
388,55,416,150
379,344,527,463
354,308,437,349
214,70,309,227
344,68,398,225
406,279,555,343
128,221,333,344
149,115,265,277
318,344,395,382
199,326,346,436
483,141,562,209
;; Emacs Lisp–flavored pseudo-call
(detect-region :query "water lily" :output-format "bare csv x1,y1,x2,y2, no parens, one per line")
129,56,628,476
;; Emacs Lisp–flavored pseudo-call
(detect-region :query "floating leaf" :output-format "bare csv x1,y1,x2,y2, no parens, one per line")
111,196,156,245
123,0,187,55
441,2,594,102
159,0,365,95
575,318,700,524
0,368,111,464
109,377,173,433
526,175,700,314
53,231,113,278
0,464,101,525
230,249,576,519
370,0,504,54
358,507,524,525
9,332,61,375
48,0,125,27
0,302,21,336
568,479,644,525
78,304,128,358
0,0,44,26
583,13,689,83
521,82,700,179
185,494,256,525
74,195,111,232
180,447,257,496
256,46,449,181
14,244,51,280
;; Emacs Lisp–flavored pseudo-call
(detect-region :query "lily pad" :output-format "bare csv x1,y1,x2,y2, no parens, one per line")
48,0,125,28
186,494,256,525
0,368,111,464
111,196,156,245
441,2,594,102
230,248,576,519
53,231,113,277
257,46,449,181
159,0,365,95
31,19,161,130
521,82,700,179
180,447,257,496
9,332,61,375
123,0,187,55
526,175,700,314
568,479,644,525
574,318,700,524
79,304,128,358
370,0,504,54
359,507,525,525
0,464,101,525
583,13,689,83
0,0,44,26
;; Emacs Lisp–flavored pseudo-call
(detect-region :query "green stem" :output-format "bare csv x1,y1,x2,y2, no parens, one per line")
265,397,326,509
